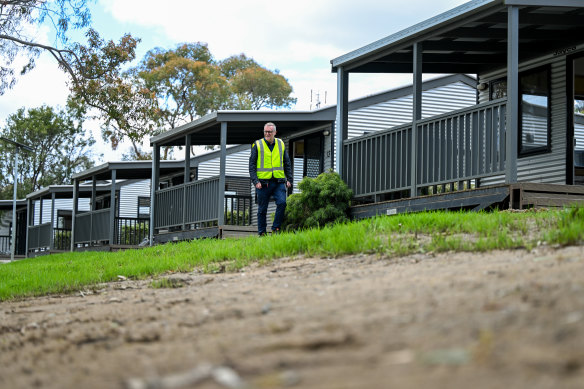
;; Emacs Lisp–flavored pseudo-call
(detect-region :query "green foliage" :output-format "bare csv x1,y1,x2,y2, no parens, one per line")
545,206,584,245
118,223,149,245
0,103,95,199
284,171,353,230
229,66,296,109
133,48,296,130
225,211,250,226
68,29,158,160
135,43,229,129
1,208,582,301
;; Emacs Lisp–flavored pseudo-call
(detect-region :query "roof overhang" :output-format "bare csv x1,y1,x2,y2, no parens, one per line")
25,185,113,200
331,0,584,74
0,199,26,211
72,160,186,182
150,109,336,147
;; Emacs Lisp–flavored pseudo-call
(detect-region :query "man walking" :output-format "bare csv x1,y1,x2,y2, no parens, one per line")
249,122,293,236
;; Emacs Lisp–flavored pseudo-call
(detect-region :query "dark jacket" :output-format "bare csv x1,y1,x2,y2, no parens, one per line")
249,138,293,186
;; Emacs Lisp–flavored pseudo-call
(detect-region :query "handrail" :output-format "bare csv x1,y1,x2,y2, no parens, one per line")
343,100,507,198
155,177,221,230
115,216,149,245
74,208,111,244
0,235,10,254
343,98,508,146
27,222,53,252
224,194,252,226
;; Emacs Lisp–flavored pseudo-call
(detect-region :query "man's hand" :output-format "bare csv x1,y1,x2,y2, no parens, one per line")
255,182,262,189
286,181,292,188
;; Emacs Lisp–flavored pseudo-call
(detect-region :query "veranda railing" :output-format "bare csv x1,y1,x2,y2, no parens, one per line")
343,99,507,198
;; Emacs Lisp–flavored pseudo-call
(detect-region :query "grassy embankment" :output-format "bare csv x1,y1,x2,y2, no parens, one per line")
0,207,582,301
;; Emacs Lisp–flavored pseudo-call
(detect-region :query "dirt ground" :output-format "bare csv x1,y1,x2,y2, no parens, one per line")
1,244,584,389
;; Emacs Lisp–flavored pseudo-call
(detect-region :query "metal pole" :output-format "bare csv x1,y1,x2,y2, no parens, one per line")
505,5,519,184
10,149,19,261
218,122,227,227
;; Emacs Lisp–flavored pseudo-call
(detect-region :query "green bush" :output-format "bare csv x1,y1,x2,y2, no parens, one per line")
284,171,352,230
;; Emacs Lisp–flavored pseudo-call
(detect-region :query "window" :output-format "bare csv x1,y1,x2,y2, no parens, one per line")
519,67,550,156
137,196,150,218
489,66,551,156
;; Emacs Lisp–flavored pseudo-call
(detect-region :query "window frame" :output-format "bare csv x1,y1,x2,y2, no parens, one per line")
518,65,552,157
488,66,552,158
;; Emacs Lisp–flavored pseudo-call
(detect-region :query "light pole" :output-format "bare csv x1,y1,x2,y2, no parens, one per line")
1,137,33,261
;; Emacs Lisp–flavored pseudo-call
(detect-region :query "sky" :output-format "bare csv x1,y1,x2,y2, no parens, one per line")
0,0,468,161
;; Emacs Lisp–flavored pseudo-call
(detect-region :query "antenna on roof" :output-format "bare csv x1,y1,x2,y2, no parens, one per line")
310,90,327,110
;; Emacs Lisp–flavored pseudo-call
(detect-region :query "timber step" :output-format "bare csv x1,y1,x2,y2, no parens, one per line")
219,225,257,239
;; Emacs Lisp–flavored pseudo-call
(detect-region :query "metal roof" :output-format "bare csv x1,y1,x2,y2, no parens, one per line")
72,160,185,181
150,110,336,147
0,199,26,211
25,184,112,200
331,0,584,74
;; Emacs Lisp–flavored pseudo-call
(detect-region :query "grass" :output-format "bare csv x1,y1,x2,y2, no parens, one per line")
0,208,582,301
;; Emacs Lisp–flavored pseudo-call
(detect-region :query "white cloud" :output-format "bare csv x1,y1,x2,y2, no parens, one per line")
0,53,69,124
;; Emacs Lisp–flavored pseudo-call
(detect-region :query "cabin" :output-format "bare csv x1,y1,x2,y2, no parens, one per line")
149,75,478,242
330,0,584,218
25,185,109,256
0,199,27,258
69,161,186,252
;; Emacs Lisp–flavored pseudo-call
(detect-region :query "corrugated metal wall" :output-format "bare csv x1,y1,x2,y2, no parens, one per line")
0,212,11,235
118,180,151,218
197,149,251,179
479,56,567,185
33,198,90,227
31,179,151,226
347,81,477,139
331,81,477,171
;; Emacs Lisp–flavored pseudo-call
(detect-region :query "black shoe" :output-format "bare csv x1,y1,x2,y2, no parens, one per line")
272,228,281,234
259,232,267,237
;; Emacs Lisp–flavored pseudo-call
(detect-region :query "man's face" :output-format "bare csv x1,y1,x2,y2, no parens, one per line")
264,125,276,143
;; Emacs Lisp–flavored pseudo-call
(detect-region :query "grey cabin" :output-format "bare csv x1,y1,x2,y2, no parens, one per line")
0,199,26,258
332,0,584,216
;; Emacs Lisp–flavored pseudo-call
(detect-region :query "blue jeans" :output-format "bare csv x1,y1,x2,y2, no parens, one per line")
256,181,287,234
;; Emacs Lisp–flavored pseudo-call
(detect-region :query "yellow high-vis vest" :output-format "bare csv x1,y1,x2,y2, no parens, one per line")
255,138,286,180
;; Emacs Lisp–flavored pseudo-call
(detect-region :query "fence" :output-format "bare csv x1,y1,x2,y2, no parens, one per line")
0,235,10,254
343,99,507,198
74,209,111,245
155,177,221,230
115,217,149,245
224,194,252,226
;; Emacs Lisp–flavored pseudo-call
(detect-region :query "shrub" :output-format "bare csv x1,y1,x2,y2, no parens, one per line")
284,171,352,230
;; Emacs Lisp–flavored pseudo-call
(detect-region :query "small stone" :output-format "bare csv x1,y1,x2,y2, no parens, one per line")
212,366,246,389
421,348,470,365
117,275,127,281
262,303,272,315
280,370,301,386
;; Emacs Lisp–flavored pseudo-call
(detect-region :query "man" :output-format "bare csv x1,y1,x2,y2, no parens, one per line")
249,122,293,236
